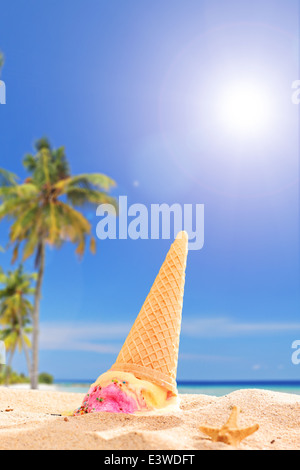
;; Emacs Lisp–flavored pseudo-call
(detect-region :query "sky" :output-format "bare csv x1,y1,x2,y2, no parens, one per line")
0,0,299,382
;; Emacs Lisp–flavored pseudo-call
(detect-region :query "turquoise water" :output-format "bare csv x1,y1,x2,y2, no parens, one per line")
54,381,300,397
177,384,300,396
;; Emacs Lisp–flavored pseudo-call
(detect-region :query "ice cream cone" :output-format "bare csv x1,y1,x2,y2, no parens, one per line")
110,231,189,395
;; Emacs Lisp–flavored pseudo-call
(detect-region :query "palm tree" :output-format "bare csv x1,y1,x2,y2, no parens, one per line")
0,266,35,384
0,138,117,388
0,325,33,385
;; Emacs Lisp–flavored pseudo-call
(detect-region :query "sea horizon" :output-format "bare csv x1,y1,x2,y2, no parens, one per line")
51,379,300,397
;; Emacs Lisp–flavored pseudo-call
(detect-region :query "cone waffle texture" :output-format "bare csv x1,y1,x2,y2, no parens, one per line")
110,231,188,395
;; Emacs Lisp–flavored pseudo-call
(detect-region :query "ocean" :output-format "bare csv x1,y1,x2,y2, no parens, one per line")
53,380,300,396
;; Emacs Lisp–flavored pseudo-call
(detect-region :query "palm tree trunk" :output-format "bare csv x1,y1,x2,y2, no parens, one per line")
22,339,32,378
16,311,32,378
30,242,45,389
5,344,16,386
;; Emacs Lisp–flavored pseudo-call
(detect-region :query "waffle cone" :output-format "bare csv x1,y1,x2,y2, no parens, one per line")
110,231,188,395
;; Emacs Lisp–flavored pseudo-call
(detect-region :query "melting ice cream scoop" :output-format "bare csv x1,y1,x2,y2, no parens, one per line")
73,371,177,415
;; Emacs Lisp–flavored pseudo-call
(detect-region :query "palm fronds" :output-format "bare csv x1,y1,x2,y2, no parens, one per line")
0,266,36,380
0,138,118,262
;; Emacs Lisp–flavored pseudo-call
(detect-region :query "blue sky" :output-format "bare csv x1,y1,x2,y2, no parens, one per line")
0,0,299,382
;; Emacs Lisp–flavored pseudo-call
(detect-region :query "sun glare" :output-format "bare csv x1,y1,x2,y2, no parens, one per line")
217,82,272,137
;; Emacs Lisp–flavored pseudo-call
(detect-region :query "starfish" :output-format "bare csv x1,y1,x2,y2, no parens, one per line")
199,406,259,447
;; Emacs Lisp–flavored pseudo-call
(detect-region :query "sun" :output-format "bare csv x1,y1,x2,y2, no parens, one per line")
217,81,272,137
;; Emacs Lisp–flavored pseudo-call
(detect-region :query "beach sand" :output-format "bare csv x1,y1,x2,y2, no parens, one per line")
0,386,299,450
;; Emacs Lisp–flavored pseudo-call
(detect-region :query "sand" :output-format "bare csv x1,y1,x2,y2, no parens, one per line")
0,386,299,450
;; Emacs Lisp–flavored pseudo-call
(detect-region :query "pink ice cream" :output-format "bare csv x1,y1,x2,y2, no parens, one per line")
74,382,147,415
